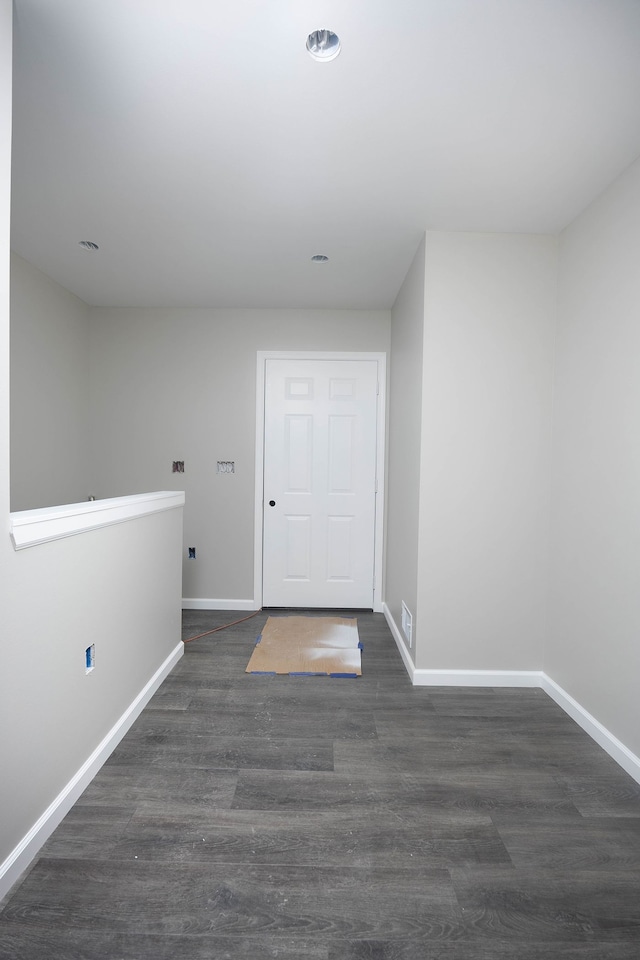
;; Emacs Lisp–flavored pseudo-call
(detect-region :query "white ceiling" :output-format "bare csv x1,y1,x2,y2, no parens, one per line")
10,0,640,309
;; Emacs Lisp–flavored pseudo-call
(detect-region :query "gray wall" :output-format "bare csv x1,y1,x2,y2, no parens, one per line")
0,0,16,878
0,507,183,886
88,307,391,602
1,10,183,895
416,232,557,671
547,155,640,758
10,252,92,510
385,237,426,661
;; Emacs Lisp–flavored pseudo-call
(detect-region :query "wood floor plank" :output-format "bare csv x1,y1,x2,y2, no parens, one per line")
427,686,556,705
0,927,330,960
492,814,640,869
231,767,582,815
107,804,511,868
128,702,378,740
375,714,587,741
1,860,463,940
327,943,640,960
105,734,334,772
2,608,640,958
336,737,627,778
554,774,640,817
37,805,136,860
75,765,238,808
450,866,640,941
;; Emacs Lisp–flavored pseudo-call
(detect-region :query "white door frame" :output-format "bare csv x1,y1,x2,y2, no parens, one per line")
255,351,386,612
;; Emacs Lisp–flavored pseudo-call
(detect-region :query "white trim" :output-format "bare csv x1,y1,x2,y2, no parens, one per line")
542,675,640,785
0,642,184,902
255,351,387,612
254,354,267,610
412,668,544,687
182,598,259,611
10,491,185,550
383,602,640,785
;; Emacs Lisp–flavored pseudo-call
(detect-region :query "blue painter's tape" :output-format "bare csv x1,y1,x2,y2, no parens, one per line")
329,672,358,678
358,641,364,650
249,670,276,675
254,634,263,645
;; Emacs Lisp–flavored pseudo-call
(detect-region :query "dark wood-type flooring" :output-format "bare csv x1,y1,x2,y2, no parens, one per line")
2,609,640,959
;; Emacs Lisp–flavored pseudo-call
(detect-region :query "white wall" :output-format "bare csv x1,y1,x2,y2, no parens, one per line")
416,232,557,671
547,155,640,758
10,252,91,510
88,307,390,604
386,237,426,660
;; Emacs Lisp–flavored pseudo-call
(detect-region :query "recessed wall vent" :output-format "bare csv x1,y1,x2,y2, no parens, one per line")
401,602,413,648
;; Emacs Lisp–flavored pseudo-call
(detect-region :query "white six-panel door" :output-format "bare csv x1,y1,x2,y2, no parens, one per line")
262,358,379,608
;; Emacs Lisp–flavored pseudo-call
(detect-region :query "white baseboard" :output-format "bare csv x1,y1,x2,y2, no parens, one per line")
542,674,640,785
182,598,259,611
0,641,184,903
412,668,543,687
382,602,640,784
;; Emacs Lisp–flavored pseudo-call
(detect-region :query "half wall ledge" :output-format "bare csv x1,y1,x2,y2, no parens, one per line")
10,490,185,550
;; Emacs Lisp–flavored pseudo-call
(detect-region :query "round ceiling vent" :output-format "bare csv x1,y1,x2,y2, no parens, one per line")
306,29,341,62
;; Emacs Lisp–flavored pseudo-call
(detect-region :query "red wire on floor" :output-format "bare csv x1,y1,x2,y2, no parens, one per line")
183,609,263,644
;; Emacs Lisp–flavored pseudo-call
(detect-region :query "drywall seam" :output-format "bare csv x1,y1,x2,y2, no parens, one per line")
0,641,184,902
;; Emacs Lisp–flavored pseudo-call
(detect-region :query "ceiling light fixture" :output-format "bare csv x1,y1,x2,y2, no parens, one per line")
78,240,99,251
306,29,341,62
311,254,329,263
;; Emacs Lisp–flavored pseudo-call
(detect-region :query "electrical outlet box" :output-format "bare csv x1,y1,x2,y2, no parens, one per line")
85,644,95,674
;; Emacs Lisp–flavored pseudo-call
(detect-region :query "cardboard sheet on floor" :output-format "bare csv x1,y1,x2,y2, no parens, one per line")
246,615,362,677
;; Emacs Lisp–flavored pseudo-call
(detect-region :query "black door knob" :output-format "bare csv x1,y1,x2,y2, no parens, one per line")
269,500,276,507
